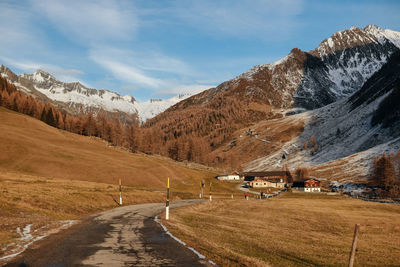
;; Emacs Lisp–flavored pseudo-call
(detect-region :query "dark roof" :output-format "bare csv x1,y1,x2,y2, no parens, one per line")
292,181,305,187
240,171,289,177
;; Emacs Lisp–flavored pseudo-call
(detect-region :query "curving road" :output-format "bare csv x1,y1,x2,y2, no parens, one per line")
4,199,212,267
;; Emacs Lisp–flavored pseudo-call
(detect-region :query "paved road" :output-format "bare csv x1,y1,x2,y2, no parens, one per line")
5,199,212,267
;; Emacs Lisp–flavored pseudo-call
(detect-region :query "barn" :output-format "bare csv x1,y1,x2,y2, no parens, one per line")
240,171,293,183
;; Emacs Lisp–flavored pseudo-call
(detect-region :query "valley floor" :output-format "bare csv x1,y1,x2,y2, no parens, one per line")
163,192,400,266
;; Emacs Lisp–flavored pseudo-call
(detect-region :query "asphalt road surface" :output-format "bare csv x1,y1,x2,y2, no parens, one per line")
4,199,212,267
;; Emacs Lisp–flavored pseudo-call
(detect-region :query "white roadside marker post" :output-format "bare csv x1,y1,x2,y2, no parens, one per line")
119,178,123,205
201,180,205,198
166,177,170,220
209,182,212,201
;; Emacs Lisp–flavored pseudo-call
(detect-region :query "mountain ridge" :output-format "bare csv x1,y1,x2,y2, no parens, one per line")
0,65,191,122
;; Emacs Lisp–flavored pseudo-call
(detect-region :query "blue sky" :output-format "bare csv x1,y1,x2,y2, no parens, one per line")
1,0,399,102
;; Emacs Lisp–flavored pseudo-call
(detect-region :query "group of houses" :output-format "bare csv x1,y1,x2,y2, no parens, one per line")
216,171,321,192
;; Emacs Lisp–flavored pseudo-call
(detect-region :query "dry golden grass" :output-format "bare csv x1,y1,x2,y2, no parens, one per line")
0,107,244,196
0,171,164,248
163,193,400,266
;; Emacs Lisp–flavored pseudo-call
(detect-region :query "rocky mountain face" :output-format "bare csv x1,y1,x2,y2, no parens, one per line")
245,49,400,176
0,66,188,122
302,50,400,162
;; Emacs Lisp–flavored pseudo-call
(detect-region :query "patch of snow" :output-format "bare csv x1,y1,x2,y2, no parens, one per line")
326,52,388,97
135,94,191,122
383,29,400,49
0,220,77,262
327,37,334,48
31,71,45,83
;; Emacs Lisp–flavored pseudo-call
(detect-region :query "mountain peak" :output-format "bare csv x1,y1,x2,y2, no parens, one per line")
22,69,57,84
364,24,383,32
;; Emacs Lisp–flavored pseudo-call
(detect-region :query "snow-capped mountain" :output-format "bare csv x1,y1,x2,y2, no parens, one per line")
0,66,191,122
139,25,400,172
176,25,399,113
246,49,400,175
240,25,400,109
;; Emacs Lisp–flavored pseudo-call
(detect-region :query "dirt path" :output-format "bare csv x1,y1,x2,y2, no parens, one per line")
4,199,212,267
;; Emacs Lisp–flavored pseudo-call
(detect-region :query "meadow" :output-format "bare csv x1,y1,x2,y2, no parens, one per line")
163,193,400,266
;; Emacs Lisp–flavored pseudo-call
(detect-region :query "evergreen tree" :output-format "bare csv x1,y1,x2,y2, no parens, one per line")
40,107,47,122
46,107,56,127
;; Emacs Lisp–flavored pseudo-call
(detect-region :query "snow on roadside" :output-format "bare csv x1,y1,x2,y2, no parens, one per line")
0,220,77,262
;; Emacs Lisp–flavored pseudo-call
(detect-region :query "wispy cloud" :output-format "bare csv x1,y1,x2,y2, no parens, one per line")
0,2,46,55
90,56,164,88
30,0,138,44
89,46,202,91
89,47,195,76
142,0,304,40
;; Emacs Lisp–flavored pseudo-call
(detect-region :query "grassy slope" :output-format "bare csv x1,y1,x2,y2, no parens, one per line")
0,107,238,257
163,193,400,266
211,113,306,170
0,107,213,191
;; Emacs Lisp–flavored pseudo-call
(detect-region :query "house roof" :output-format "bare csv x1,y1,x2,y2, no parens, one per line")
241,171,290,177
292,181,305,187
217,173,240,177
305,178,320,182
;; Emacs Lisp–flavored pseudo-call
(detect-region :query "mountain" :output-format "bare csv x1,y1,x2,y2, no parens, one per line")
0,66,189,122
245,50,400,183
170,25,399,112
141,25,400,168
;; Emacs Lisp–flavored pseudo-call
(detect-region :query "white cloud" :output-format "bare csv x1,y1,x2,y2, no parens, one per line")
145,0,304,40
89,46,195,76
0,2,46,54
30,0,138,44
89,46,201,90
90,56,164,88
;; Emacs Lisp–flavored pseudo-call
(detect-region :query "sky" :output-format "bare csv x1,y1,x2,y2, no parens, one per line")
0,0,399,102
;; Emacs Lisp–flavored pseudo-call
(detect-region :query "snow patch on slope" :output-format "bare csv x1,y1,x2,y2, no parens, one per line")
245,89,400,174
135,94,191,122
383,29,400,48
34,85,139,114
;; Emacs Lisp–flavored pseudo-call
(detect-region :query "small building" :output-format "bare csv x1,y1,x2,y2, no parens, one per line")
216,172,240,181
248,179,285,188
292,178,321,192
304,178,321,192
